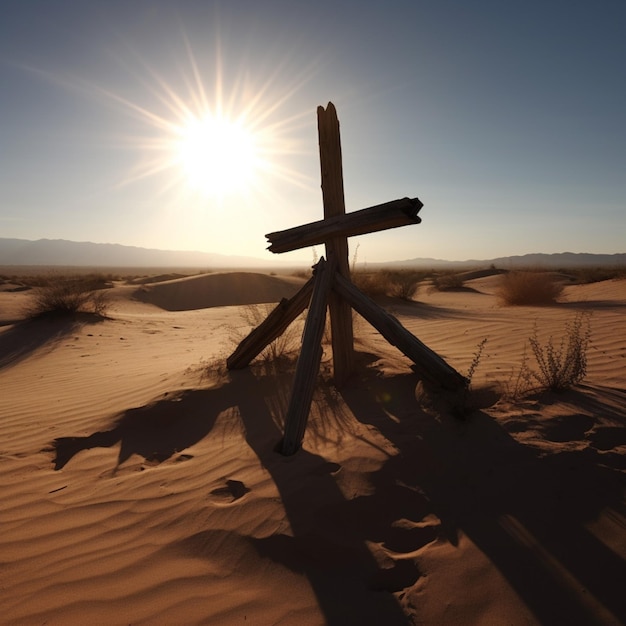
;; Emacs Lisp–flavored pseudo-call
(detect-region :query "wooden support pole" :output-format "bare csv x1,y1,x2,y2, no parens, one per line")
266,197,422,254
227,276,315,369
281,258,334,455
318,102,354,386
333,272,467,390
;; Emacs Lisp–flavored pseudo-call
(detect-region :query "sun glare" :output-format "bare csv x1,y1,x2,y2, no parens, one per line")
77,31,319,217
176,113,259,197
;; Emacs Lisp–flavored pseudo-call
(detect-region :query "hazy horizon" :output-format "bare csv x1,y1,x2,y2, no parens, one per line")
2,1,625,264
2,236,624,270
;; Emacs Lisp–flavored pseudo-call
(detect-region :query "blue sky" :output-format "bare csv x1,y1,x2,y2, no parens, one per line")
1,0,624,264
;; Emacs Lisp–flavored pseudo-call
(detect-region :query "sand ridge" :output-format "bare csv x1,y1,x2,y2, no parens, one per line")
133,271,306,311
0,272,625,624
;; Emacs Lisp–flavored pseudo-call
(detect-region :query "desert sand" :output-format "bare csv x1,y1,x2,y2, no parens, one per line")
0,270,624,625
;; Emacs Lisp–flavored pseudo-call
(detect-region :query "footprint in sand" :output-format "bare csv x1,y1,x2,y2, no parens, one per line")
209,479,251,505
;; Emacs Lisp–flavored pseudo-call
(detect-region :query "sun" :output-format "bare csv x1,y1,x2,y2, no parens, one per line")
175,112,260,197
83,33,318,206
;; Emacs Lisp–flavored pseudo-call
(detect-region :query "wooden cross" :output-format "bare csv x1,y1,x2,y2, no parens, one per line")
227,103,465,455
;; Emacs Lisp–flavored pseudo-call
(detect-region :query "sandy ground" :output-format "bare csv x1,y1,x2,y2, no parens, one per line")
0,271,624,625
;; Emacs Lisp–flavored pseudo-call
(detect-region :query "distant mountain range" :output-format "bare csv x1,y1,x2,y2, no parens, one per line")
0,238,282,268
378,251,626,269
0,238,624,270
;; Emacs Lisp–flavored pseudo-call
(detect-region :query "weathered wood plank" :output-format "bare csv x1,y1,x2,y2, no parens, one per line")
318,102,354,386
266,197,422,254
333,272,467,390
281,258,334,455
226,276,314,369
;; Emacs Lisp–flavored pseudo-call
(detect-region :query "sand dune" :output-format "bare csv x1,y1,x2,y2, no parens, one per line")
133,271,306,311
0,272,624,624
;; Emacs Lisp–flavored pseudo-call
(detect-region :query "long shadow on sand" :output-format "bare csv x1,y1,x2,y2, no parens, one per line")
340,371,626,624
51,365,417,624
0,315,104,371
53,387,228,472
561,300,626,310
377,297,478,321
50,361,626,624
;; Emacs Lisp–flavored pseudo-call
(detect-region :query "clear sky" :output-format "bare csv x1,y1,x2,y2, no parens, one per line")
1,0,625,264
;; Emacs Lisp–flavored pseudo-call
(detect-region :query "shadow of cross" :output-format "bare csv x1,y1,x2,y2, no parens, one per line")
227,102,466,455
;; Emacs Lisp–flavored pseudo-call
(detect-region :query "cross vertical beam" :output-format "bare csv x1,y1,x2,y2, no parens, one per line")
227,102,466,455
317,103,354,385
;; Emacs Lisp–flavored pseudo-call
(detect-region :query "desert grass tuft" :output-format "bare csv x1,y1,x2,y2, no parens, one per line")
497,271,564,305
226,303,305,367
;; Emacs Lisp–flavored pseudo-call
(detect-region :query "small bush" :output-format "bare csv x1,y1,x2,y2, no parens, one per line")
351,269,426,301
351,271,389,298
26,276,111,318
497,271,563,305
526,312,591,391
431,272,465,291
503,312,592,398
387,270,425,300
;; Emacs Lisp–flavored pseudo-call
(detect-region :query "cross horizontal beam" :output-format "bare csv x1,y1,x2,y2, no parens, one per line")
266,197,422,254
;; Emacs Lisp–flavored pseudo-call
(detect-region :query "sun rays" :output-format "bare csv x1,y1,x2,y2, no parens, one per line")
94,33,319,208
15,25,328,252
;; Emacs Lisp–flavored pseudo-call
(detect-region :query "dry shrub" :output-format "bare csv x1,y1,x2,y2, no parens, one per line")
26,276,111,318
352,269,425,301
387,270,425,300
431,272,465,291
527,312,591,391
228,303,305,365
497,271,563,305
454,338,488,417
504,312,591,397
351,271,389,298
